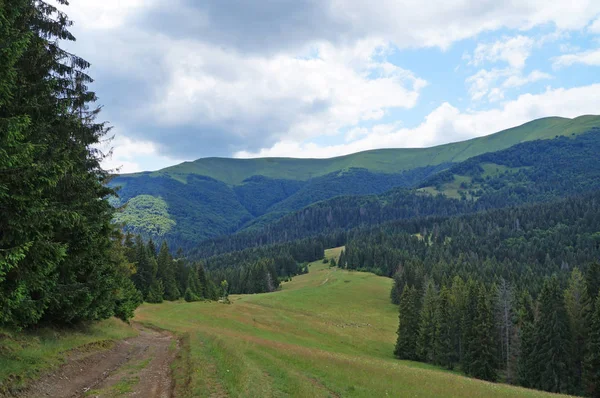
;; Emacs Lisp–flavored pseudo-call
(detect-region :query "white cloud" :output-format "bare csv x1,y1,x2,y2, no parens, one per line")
236,84,600,159
553,48,600,67
149,39,426,147
589,16,600,33
99,135,182,173
465,68,551,102
471,36,535,68
54,0,600,165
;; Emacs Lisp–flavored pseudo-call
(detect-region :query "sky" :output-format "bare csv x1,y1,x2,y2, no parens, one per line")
57,0,600,173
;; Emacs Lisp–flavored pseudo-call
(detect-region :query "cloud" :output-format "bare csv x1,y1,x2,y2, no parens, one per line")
56,0,600,166
470,35,535,68
99,135,183,174
553,48,600,68
589,16,600,34
465,68,551,102
236,83,600,158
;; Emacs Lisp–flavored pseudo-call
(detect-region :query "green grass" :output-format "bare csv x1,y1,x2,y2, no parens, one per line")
135,248,565,397
123,115,600,184
0,318,137,394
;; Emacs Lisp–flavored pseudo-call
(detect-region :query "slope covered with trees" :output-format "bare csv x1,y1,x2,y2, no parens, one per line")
190,130,600,259
334,191,600,395
110,116,600,247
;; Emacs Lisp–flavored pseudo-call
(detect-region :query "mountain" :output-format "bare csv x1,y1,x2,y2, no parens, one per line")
189,128,600,259
110,115,600,248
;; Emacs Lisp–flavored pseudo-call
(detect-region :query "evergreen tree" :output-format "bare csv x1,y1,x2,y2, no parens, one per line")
132,236,154,298
467,285,498,381
0,0,141,327
496,278,514,381
184,264,202,302
535,276,572,393
394,285,420,360
157,241,180,301
417,280,438,362
516,292,537,388
564,267,589,394
146,279,164,304
584,293,600,397
461,279,479,375
586,261,600,302
435,285,456,369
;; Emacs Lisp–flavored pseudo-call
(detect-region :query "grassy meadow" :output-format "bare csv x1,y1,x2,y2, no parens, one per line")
135,248,567,398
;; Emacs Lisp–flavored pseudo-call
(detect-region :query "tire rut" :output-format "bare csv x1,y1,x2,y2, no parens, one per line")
13,323,177,398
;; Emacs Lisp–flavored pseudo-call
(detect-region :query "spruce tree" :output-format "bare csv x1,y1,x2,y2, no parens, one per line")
461,279,479,375
535,276,572,393
394,285,420,360
516,292,537,388
467,285,498,381
435,285,456,369
1,0,140,327
584,293,600,397
564,267,589,394
417,280,438,363
157,241,180,301
132,236,154,298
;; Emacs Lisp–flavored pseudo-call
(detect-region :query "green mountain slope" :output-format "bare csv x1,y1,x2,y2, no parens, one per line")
110,115,600,248
124,115,600,185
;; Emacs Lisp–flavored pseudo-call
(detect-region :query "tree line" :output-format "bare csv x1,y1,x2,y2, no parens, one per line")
332,190,600,395
393,269,600,396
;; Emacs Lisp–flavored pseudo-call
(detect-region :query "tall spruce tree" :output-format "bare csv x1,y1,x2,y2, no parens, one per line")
584,293,600,397
535,276,572,393
394,285,420,360
0,0,140,327
157,241,180,301
564,267,589,394
516,291,537,388
434,285,456,369
417,280,438,362
461,279,479,375
467,284,498,381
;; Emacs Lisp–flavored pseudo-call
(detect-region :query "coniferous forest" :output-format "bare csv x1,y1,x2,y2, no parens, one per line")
3,2,600,397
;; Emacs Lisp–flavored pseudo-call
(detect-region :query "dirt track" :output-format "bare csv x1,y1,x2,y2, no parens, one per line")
16,324,177,398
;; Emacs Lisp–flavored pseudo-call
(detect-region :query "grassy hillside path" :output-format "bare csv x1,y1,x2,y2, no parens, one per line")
15,324,177,398
134,248,568,397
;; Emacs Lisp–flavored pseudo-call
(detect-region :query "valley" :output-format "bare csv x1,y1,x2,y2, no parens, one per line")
133,249,561,398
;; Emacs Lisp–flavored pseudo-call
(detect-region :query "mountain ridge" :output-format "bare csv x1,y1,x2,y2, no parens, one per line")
110,115,600,247
121,115,600,185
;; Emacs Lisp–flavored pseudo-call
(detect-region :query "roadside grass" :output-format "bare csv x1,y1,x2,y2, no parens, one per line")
0,318,137,394
135,248,564,398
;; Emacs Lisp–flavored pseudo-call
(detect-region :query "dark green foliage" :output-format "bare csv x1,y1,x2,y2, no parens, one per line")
584,293,600,397
157,241,180,301
146,279,164,304
0,1,141,327
435,285,456,369
517,293,537,388
565,268,590,394
394,285,420,360
417,280,438,362
534,276,572,393
467,285,498,381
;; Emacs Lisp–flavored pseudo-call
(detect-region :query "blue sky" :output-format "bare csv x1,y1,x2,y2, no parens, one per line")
59,0,600,172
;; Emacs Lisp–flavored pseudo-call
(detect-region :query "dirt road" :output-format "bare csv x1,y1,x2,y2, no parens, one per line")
16,324,177,398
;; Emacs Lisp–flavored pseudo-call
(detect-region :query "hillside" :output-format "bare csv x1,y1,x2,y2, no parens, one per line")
134,248,563,398
127,115,600,184
110,115,600,247
190,129,600,259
